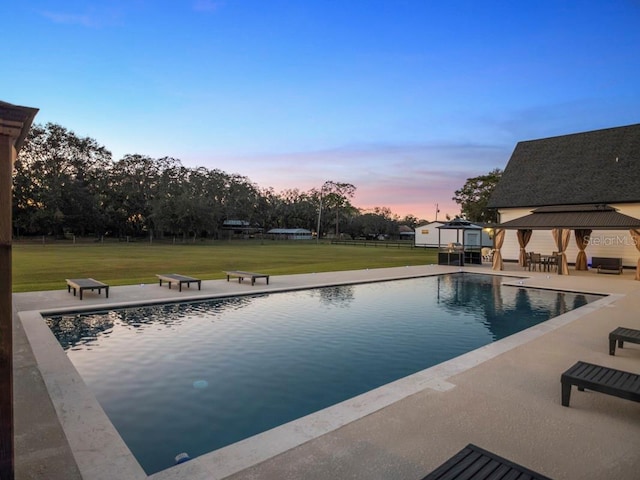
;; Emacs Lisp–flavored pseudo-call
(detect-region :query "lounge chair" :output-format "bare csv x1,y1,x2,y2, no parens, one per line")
224,270,270,285
420,443,553,479
561,361,640,407
156,273,201,292
66,278,109,300
591,256,623,274
609,327,640,355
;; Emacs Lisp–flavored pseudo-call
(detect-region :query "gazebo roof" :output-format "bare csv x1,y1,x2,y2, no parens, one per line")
437,219,483,230
0,100,39,153
496,204,640,230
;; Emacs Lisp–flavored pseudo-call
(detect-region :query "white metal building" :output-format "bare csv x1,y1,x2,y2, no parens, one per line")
414,221,492,248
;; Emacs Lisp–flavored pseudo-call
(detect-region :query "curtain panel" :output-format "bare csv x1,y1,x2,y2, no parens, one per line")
574,229,592,271
516,229,532,267
492,229,505,271
630,229,640,281
552,228,571,275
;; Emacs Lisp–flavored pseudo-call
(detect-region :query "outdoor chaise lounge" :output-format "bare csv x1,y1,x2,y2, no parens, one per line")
420,443,553,480
224,270,270,285
609,327,640,355
156,273,201,292
66,278,109,300
591,256,623,274
561,361,640,407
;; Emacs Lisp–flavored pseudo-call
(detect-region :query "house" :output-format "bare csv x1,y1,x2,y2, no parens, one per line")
487,123,640,274
221,220,262,239
266,228,313,240
398,225,415,240
414,221,492,248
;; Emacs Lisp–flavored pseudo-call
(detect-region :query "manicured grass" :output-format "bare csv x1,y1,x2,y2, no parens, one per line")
12,241,437,292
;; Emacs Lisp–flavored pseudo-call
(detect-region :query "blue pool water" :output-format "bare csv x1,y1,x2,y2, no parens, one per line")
46,273,601,474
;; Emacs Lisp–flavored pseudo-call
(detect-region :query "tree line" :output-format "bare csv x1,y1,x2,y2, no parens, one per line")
12,123,427,241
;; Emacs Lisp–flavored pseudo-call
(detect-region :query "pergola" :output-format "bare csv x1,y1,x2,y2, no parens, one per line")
1,100,38,479
437,218,484,266
490,204,640,280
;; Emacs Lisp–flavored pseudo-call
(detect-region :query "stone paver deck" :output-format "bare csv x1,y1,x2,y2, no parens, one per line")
13,263,640,480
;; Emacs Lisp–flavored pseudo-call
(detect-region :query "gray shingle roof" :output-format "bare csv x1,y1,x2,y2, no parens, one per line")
487,123,640,209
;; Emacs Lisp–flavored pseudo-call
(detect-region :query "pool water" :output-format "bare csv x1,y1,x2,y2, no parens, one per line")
46,273,601,474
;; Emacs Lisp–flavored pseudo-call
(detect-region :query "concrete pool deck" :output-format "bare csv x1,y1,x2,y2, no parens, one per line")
12,263,640,479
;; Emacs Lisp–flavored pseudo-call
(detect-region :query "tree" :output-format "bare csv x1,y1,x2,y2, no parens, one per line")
107,154,162,237
14,123,112,237
452,168,502,223
312,181,356,238
344,207,398,239
400,214,420,229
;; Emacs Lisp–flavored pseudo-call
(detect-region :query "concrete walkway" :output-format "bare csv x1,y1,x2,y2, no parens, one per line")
13,264,640,479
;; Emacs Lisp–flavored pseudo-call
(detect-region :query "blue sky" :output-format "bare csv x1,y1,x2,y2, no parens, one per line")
5,1,640,221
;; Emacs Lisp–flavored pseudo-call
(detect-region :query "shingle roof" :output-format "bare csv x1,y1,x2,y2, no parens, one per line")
487,124,640,209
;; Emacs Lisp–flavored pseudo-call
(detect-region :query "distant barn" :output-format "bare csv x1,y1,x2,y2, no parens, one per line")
266,228,313,240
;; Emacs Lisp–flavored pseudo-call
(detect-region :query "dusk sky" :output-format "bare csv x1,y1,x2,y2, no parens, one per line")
5,1,640,221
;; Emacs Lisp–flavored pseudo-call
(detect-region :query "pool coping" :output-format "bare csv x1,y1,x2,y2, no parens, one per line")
12,265,637,480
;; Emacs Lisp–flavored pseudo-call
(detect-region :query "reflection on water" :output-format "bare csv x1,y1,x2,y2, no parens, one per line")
47,295,259,350
44,273,603,475
308,284,355,307
48,313,115,350
435,274,596,340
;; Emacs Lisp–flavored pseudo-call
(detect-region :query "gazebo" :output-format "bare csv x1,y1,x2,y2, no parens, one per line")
437,218,484,266
490,204,640,279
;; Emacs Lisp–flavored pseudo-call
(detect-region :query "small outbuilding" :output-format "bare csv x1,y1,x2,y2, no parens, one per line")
266,228,313,240
414,221,492,248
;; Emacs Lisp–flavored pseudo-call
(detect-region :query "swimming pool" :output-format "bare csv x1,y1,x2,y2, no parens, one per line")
45,273,601,475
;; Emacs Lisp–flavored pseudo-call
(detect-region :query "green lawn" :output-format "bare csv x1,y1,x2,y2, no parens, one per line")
12,241,437,292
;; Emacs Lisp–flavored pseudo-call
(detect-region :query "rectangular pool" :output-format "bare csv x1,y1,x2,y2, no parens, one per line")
45,273,602,475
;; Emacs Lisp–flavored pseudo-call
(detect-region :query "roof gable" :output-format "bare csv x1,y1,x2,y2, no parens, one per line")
488,124,640,209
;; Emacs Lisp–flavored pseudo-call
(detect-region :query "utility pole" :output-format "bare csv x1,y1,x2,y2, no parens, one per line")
315,181,330,244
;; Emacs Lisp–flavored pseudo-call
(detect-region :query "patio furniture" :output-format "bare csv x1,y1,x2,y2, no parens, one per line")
481,247,493,263
156,274,201,292
66,278,109,300
561,361,640,407
545,253,559,272
528,253,543,271
591,256,623,274
224,270,270,285
609,327,640,355
420,443,553,480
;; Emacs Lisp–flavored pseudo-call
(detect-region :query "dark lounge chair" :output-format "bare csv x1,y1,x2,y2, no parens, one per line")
66,278,109,300
156,273,201,292
420,443,553,480
591,256,623,274
609,327,640,355
561,361,640,407
224,270,270,285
